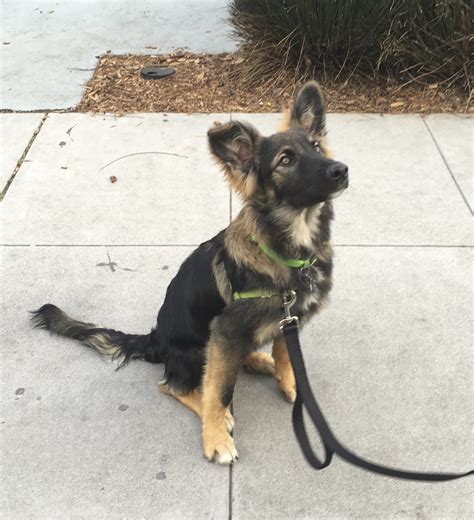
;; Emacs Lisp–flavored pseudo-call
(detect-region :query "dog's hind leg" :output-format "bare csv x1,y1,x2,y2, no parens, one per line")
201,337,242,464
272,335,297,403
159,383,235,433
159,384,203,416
243,351,275,376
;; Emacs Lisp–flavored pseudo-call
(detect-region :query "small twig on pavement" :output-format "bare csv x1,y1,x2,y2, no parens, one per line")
99,151,188,171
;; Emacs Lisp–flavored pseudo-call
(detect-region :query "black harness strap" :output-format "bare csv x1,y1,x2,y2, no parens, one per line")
282,322,473,481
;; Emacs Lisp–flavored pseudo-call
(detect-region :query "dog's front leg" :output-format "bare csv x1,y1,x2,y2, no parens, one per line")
202,336,242,464
272,334,297,403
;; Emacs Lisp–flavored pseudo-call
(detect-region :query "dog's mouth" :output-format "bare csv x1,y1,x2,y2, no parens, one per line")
328,178,349,199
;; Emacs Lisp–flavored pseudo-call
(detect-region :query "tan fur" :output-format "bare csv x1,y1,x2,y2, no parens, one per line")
280,104,333,159
159,384,203,416
243,351,275,376
224,203,331,290
318,240,333,263
86,334,125,365
201,340,238,464
254,320,281,347
278,108,292,132
212,257,233,303
160,383,234,432
319,135,333,159
225,206,291,286
272,204,324,250
272,335,297,402
210,150,259,201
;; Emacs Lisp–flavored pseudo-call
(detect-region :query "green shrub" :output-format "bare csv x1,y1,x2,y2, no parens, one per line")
229,0,473,93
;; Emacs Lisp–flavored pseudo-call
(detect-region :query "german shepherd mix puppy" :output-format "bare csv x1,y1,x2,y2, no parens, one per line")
32,82,348,464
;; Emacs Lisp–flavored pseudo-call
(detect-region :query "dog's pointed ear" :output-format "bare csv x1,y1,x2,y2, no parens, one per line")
208,121,261,199
290,81,326,138
208,121,260,174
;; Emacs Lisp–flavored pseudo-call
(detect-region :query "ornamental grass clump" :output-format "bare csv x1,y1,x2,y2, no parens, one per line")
230,0,473,96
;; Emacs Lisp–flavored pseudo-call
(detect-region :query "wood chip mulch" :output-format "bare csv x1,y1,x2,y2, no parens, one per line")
78,52,472,114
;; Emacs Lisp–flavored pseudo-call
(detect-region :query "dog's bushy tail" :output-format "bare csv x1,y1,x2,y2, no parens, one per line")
30,304,161,367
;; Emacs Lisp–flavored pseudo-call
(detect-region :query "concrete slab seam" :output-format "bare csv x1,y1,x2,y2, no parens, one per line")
1,113,49,200
0,244,201,248
421,115,473,215
0,108,72,114
228,400,235,520
228,460,233,520
1,244,472,249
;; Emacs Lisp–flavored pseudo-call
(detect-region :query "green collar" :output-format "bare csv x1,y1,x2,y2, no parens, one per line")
251,236,317,269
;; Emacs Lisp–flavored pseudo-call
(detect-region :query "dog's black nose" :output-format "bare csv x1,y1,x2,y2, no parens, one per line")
326,162,348,182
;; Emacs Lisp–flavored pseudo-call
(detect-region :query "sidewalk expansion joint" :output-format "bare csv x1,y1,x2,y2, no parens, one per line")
228,400,234,520
334,244,473,248
228,462,233,520
421,116,473,216
31,243,199,247
1,112,49,201
1,243,472,249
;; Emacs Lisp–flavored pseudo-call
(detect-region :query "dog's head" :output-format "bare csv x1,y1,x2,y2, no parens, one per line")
208,82,348,208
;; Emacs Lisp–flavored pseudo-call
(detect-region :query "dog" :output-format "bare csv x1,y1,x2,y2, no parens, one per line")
31,81,349,465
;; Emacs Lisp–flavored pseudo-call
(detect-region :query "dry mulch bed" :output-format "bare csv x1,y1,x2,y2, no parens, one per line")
78,52,472,114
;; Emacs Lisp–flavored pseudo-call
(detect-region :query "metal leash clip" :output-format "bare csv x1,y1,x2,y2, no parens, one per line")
279,290,299,329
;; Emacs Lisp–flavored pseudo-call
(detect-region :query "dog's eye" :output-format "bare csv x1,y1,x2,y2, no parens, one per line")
313,141,321,153
279,155,291,166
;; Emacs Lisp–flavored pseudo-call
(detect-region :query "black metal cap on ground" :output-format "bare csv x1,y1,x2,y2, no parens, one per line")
140,67,176,79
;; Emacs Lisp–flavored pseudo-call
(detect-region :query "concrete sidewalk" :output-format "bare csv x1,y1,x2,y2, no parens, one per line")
1,112,473,519
0,0,236,111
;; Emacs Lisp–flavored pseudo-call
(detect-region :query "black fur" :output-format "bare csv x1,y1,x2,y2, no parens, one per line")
150,233,226,391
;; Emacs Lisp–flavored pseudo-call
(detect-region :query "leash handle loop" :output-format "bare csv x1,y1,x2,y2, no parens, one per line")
282,323,473,482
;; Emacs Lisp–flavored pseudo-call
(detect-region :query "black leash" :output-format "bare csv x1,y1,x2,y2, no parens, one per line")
280,314,473,481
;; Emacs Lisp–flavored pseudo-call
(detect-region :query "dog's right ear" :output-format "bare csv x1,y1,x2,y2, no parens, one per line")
208,121,261,200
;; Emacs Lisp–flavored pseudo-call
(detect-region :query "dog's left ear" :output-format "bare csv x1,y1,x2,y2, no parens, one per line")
290,81,326,138
208,121,261,199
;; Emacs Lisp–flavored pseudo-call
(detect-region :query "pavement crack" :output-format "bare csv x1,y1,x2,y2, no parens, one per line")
96,250,137,272
99,151,188,171
228,401,234,520
96,251,117,272
422,116,473,216
1,113,48,201
66,123,77,141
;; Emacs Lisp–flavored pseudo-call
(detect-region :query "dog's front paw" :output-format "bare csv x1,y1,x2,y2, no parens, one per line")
203,425,238,464
275,364,297,403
